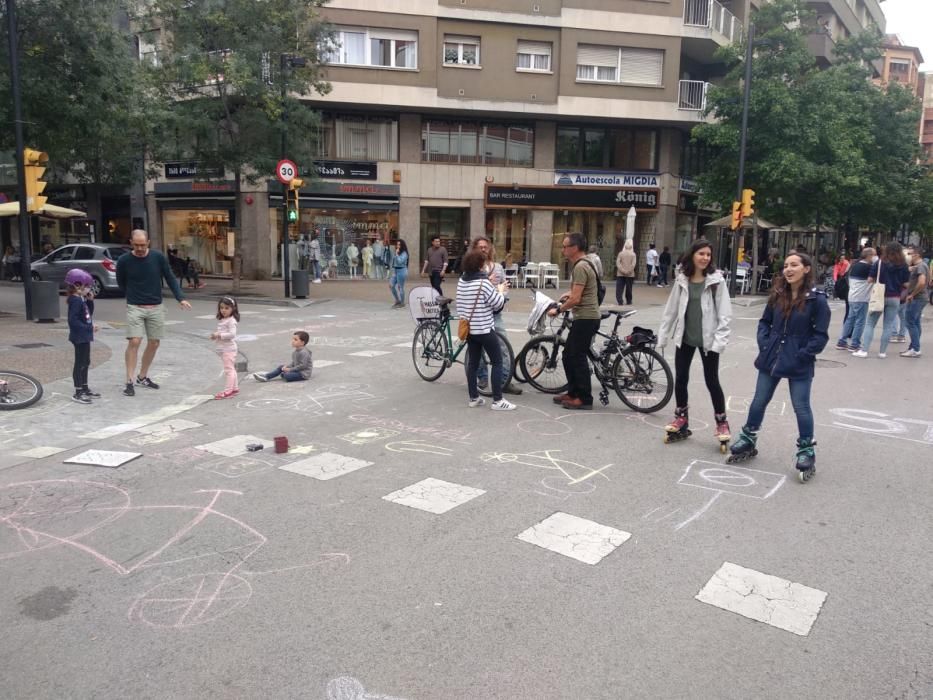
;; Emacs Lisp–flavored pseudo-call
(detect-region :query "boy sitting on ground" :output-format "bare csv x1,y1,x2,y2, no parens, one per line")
252,331,313,382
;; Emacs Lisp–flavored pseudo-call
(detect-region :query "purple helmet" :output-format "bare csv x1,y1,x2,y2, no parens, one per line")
64,268,94,287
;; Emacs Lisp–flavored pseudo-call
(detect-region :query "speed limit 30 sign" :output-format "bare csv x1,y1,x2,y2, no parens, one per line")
276,159,298,184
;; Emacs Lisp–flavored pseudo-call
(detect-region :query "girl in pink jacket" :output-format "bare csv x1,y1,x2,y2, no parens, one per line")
210,296,240,399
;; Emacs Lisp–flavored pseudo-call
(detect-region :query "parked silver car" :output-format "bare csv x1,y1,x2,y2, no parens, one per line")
31,243,131,297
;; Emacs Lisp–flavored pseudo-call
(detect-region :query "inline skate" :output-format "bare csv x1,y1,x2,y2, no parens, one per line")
795,437,816,483
714,413,731,454
727,425,758,463
663,406,691,443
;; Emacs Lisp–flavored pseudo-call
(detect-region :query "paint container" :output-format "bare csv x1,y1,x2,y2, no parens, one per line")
274,436,289,454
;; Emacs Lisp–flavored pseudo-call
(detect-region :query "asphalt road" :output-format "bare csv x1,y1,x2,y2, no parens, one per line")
0,286,930,699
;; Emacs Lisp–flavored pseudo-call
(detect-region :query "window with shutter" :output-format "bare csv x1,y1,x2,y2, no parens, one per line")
517,41,551,72
619,48,663,86
576,44,617,82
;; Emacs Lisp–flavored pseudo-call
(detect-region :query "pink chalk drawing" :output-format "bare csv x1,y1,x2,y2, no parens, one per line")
0,479,348,628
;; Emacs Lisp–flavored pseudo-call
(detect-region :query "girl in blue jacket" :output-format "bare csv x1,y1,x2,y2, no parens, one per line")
728,252,831,482
65,269,100,404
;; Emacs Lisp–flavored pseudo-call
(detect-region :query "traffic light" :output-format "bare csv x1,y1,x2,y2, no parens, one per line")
23,148,48,213
730,201,742,230
287,177,304,224
741,188,756,218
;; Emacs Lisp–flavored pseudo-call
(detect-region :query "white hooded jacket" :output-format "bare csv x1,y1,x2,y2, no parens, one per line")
657,269,732,354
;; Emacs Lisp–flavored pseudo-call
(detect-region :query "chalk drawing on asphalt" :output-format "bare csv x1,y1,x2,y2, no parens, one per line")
673,460,785,531
822,408,933,446
481,449,612,495
325,676,407,700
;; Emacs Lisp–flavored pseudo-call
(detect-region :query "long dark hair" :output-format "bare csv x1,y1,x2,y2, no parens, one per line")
881,241,905,267
679,239,714,278
768,252,814,317
217,296,240,321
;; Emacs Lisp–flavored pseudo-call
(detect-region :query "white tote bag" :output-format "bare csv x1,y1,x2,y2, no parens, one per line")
868,260,886,314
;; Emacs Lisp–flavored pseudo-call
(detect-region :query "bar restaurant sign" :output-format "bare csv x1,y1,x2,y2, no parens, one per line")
485,184,659,211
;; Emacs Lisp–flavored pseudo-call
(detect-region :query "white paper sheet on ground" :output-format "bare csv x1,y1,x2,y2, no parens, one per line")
516,511,631,565
383,477,485,514
278,452,373,480
64,449,143,468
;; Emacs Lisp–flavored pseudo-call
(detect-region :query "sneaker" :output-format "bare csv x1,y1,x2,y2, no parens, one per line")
468,397,486,408
491,399,516,411
656,284,664,288
136,376,160,390
889,336,906,343
252,372,270,382
847,345,861,353
835,342,850,351
81,387,101,398
214,389,238,400
196,282,206,289
312,279,322,284
123,382,135,396
71,391,92,404
899,349,920,357
878,352,887,359
851,350,868,358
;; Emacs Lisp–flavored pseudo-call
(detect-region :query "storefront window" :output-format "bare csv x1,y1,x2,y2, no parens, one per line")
163,209,232,275
484,210,528,264
420,208,468,265
550,211,622,276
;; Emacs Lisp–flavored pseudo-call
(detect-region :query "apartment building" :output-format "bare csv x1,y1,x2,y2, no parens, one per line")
875,35,924,97
921,73,933,162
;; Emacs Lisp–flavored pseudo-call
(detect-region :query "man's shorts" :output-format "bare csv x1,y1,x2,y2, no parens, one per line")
126,304,166,340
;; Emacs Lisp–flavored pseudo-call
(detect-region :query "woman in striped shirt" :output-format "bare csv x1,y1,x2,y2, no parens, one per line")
456,250,516,411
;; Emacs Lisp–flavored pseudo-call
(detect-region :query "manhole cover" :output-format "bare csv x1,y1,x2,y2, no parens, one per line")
12,342,53,349
815,359,846,368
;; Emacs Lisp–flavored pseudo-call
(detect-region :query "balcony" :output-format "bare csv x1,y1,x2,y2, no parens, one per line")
682,0,743,64
678,80,709,112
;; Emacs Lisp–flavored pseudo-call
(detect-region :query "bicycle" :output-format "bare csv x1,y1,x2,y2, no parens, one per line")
518,308,673,413
412,297,514,395
0,370,43,410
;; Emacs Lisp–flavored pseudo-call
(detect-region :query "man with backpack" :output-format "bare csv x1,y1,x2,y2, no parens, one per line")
548,232,603,410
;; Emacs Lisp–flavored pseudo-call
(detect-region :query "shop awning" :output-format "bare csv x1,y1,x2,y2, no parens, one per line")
0,202,87,218
704,214,778,229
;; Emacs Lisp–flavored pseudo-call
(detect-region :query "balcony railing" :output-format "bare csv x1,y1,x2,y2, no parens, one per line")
683,0,742,43
678,80,709,111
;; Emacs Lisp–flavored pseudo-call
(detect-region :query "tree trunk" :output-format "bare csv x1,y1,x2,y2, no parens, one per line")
232,167,242,294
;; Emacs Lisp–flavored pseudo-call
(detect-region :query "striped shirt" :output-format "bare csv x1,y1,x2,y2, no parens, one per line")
456,277,506,335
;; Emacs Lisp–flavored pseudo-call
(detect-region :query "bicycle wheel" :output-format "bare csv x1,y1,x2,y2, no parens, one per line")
0,371,43,410
519,335,568,394
412,321,449,382
477,331,515,397
611,346,672,413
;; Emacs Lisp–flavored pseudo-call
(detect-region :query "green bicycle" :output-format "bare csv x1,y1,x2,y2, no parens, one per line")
412,297,514,396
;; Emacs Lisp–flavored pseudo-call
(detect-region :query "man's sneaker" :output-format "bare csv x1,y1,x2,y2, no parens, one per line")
889,335,906,343
899,349,921,357
71,391,92,404
491,399,516,411
312,279,322,284
847,345,861,353
835,342,850,350
136,376,160,390
878,352,887,359
468,397,486,408
81,387,101,398
252,372,270,382
851,350,868,358
123,382,135,396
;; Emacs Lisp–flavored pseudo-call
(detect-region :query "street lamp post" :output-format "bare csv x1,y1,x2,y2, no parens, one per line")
729,22,755,298
279,53,306,299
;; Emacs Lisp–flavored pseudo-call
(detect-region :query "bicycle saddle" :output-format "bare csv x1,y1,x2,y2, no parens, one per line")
603,309,638,319
436,297,453,307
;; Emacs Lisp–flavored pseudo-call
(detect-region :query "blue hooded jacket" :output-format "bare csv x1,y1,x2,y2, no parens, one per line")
754,288,830,379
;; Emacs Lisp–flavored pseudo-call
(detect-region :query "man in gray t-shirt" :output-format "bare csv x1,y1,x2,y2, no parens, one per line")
902,245,928,356
421,235,448,295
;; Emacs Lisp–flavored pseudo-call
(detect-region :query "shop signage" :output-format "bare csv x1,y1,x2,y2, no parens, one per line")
304,181,399,197
679,177,701,193
312,160,377,180
154,181,236,194
554,171,659,188
164,161,225,179
486,185,659,211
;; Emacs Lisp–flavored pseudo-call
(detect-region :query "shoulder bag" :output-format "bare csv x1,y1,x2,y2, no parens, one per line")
868,260,885,314
458,283,481,341
576,259,607,305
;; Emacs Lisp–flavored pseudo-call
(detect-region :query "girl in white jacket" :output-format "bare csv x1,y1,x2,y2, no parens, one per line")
657,239,732,450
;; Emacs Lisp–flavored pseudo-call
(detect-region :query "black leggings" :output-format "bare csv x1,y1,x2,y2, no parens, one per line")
72,342,90,389
674,343,726,414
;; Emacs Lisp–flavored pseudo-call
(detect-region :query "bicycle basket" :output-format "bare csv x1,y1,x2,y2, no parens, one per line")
626,326,657,347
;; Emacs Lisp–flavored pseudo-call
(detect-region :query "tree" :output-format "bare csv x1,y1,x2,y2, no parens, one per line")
0,0,159,231
146,0,332,290
692,0,923,237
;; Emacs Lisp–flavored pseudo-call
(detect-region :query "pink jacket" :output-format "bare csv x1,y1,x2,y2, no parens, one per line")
214,317,238,354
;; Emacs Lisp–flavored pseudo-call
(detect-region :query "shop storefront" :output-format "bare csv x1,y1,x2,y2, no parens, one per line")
421,205,470,270
154,181,236,276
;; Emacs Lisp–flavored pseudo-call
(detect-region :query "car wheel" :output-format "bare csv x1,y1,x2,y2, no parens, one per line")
90,276,103,297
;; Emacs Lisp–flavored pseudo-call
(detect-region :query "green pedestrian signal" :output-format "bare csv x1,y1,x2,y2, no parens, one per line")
287,206,298,223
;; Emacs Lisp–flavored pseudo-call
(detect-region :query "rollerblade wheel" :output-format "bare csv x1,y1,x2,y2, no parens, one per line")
719,442,728,454
797,467,815,483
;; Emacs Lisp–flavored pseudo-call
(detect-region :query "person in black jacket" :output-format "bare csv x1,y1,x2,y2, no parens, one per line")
728,252,831,482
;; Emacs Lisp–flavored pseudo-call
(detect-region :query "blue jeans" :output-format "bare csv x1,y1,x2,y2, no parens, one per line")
906,297,925,351
389,268,407,303
896,302,907,336
837,301,868,349
860,297,900,354
310,259,321,281
746,371,814,439
266,365,305,382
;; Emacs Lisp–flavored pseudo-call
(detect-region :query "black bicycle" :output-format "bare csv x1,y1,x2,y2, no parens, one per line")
518,309,673,413
0,370,43,410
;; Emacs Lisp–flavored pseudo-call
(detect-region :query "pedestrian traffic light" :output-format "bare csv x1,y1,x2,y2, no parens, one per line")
287,177,304,224
730,201,742,230
741,188,756,218
23,148,48,213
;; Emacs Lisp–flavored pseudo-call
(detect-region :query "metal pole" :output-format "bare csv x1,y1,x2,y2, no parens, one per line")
730,21,755,298
6,0,33,320
280,53,290,298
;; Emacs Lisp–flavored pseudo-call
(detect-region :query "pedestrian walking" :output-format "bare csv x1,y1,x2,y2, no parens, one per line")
421,235,448,296
646,243,659,285
309,233,322,283
2,246,21,281
548,232,601,410
210,296,240,399
835,247,874,352
853,242,910,359
389,240,409,308
900,244,928,358
456,250,515,411
615,239,636,305
116,229,191,397
65,269,100,404
252,331,313,383
832,253,850,322
727,252,830,483
657,239,732,451
659,246,672,286
184,257,204,289
585,246,604,278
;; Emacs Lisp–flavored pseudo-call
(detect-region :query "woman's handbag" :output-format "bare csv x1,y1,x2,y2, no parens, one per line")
458,286,481,341
868,260,886,314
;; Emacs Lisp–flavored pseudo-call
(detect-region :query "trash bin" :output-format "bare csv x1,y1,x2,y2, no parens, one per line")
291,269,309,299
32,281,60,322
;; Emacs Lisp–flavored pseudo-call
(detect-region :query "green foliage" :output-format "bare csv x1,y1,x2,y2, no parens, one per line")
693,0,925,233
